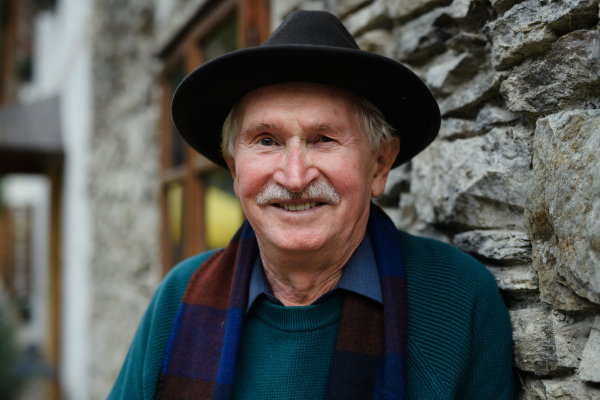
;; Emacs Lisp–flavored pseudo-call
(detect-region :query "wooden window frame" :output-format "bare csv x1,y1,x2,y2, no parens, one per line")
0,0,21,105
159,0,269,275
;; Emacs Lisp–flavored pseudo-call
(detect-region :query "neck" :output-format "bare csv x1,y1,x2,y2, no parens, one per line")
258,230,365,306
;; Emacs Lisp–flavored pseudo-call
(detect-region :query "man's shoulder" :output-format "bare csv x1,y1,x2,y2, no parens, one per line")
148,249,222,318
157,250,221,299
398,230,498,296
398,230,514,398
108,250,221,400
397,229,505,329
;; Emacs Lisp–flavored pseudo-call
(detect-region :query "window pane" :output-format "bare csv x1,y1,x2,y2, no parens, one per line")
166,63,186,167
203,169,243,249
201,16,237,62
166,182,184,265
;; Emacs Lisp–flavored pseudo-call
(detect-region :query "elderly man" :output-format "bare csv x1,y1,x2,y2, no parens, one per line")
109,10,515,400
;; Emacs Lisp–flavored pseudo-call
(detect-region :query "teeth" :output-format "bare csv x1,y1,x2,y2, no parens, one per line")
279,202,320,212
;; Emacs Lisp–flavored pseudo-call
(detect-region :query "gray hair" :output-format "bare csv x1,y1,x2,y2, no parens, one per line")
220,95,396,157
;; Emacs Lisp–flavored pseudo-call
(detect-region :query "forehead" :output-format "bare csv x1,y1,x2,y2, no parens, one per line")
237,83,358,129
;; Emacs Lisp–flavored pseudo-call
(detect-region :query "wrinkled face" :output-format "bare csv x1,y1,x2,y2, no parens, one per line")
225,83,395,254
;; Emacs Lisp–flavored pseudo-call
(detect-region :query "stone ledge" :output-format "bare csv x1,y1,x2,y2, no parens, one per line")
486,264,539,292
454,229,532,265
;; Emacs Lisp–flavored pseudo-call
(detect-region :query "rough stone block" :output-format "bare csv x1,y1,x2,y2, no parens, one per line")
332,0,373,18
525,110,600,309
443,0,496,30
453,229,532,265
523,375,600,400
386,0,452,22
438,117,478,140
393,8,452,64
355,29,395,58
579,316,600,383
342,0,389,36
411,125,532,229
438,70,507,116
552,310,596,371
445,32,487,54
484,0,599,70
511,308,560,375
426,51,480,96
391,193,452,243
393,0,493,65
476,104,520,132
490,0,526,16
486,264,539,292
542,378,600,400
511,308,595,375
521,377,547,400
500,30,600,116
436,0,494,28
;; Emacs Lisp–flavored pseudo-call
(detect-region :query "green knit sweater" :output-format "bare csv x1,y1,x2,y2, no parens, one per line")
108,231,516,400
232,294,343,399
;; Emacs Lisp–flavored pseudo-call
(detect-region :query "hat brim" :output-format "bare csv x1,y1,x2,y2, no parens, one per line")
172,44,440,169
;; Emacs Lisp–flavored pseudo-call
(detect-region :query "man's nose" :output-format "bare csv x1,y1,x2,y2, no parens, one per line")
273,142,319,192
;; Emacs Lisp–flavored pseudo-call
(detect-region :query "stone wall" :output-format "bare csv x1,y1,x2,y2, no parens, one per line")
275,0,600,397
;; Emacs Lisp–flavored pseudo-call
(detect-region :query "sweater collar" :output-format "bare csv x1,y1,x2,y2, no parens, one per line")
246,231,383,313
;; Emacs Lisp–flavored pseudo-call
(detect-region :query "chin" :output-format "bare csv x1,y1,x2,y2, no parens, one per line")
264,228,329,253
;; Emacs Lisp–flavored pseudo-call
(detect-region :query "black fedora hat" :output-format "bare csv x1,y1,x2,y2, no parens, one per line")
172,10,440,168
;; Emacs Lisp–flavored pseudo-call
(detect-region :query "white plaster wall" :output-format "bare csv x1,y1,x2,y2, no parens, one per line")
57,46,92,400
26,0,94,399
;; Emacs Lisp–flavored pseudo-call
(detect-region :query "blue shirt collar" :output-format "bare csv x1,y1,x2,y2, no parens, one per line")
246,231,382,313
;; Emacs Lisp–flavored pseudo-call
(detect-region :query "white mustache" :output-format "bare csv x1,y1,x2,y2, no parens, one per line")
255,178,341,205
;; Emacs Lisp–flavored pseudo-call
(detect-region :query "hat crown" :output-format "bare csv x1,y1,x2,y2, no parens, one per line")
172,10,440,169
263,10,360,50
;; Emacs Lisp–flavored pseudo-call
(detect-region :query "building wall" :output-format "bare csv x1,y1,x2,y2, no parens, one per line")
87,0,600,398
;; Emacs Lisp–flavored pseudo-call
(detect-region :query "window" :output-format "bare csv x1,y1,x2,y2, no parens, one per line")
159,0,270,274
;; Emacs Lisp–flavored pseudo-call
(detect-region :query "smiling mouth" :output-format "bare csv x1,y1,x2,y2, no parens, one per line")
276,202,322,211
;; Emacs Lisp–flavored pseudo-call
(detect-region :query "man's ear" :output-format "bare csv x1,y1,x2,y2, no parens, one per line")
224,154,240,197
224,154,236,179
371,136,400,198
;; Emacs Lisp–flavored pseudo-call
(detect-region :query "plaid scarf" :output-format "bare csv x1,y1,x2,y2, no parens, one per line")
153,206,407,399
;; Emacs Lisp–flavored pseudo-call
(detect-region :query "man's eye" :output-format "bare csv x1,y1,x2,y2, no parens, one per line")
317,136,334,143
259,138,274,146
